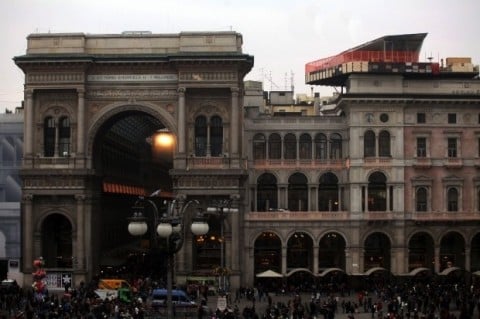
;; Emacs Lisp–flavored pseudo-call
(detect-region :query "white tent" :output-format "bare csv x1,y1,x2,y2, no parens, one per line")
255,269,283,278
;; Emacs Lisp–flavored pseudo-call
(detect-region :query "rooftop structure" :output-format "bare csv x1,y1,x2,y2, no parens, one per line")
305,33,479,86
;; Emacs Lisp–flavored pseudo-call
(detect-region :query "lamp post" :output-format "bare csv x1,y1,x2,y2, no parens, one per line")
206,199,238,295
128,195,209,318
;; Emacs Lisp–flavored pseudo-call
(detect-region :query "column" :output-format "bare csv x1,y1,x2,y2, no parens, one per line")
434,246,440,273
338,187,342,211
281,246,287,275
76,89,85,157
230,87,239,157
465,246,471,272
24,90,34,157
177,87,186,154
75,195,85,271
313,244,319,275
23,194,34,272
364,185,369,212
386,185,391,212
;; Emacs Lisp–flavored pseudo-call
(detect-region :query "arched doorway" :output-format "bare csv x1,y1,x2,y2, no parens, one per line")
318,232,346,270
364,233,391,271
408,232,435,272
41,214,72,268
440,232,465,270
91,109,174,280
254,232,282,291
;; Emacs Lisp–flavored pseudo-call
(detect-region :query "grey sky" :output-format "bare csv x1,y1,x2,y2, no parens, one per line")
1,0,479,112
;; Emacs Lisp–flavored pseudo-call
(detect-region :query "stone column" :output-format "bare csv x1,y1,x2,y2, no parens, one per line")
230,87,239,157
24,90,34,158
281,246,287,275
385,185,390,212
75,195,85,271
465,246,471,272
23,194,34,272
76,89,85,158
364,185,369,212
177,87,186,155
313,244,319,274
434,246,440,273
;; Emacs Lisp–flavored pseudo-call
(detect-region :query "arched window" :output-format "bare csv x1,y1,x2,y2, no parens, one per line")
364,130,375,157
330,133,342,159
379,130,391,157
416,187,427,212
44,117,56,157
284,133,297,160
268,133,281,159
318,172,339,211
194,116,207,156
257,173,278,211
299,134,312,160
210,115,223,157
314,133,327,159
288,173,308,211
448,188,458,212
253,133,266,160
58,116,70,157
368,172,387,211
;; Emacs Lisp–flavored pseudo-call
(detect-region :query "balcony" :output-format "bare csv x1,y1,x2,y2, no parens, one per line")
252,159,345,169
246,211,350,221
363,157,392,166
444,157,463,169
27,156,78,169
186,157,247,170
407,211,480,221
412,157,432,168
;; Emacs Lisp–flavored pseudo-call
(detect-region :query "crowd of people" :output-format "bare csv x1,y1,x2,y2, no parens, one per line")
0,275,479,319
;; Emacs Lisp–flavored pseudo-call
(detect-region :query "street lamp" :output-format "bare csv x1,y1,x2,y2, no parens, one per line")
128,195,209,318
206,199,238,295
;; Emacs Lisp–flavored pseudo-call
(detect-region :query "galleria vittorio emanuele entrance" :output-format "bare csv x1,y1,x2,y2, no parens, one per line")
15,31,253,288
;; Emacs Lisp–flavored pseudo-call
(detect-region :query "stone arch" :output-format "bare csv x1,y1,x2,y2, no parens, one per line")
86,102,176,158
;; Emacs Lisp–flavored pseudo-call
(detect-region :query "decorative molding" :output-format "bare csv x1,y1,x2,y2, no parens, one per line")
23,176,86,189
175,175,239,188
27,72,84,84
87,74,178,82
179,71,237,81
86,89,177,99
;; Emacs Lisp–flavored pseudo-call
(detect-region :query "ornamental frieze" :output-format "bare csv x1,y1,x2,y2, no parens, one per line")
86,89,177,99
27,72,84,84
23,176,86,189
175,175,239,188
179,71,237,81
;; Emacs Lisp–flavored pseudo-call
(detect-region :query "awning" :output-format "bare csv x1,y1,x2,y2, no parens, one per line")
408,267,432,276
364,267,390,276
256,270,283,278
439,266,461,276
317,268,345,277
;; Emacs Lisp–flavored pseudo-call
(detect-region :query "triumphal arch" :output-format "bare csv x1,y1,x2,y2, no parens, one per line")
14,31,253,287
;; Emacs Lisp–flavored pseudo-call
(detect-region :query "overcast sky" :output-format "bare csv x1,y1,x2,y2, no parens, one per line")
1,0,479,112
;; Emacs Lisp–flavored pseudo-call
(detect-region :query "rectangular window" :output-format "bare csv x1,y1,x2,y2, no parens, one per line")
416,137,426,157
417,113,426,124
448,113,456,124
447,138,457,158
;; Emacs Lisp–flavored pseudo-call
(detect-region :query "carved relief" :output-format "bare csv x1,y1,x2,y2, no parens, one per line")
175,175,239,188
24,175,86,189
179,71,237,81
27,72,84,84
86,89,177,99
